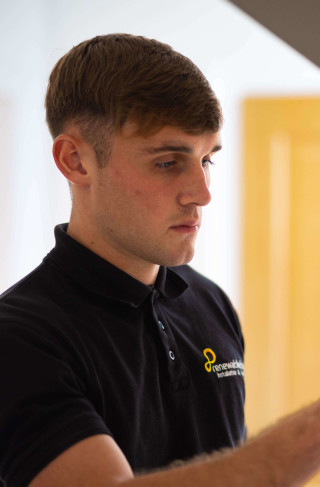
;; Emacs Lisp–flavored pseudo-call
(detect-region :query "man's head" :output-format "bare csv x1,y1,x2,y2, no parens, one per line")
45,33,222,166
46,34,223,283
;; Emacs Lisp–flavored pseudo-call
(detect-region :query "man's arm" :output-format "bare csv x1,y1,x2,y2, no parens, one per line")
29,400,320,487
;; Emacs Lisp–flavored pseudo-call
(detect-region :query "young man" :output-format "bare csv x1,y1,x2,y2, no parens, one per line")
0,34,319,487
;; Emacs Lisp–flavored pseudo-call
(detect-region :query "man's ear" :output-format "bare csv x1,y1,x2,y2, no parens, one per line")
52,134,90,186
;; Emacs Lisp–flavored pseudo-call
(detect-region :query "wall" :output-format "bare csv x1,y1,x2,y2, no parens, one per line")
1,0,320,315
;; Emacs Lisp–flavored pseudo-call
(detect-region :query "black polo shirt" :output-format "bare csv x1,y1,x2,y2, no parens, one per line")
0,224,245,487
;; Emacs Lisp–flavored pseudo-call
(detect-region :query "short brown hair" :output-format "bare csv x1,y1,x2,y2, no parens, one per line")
45,34,222,165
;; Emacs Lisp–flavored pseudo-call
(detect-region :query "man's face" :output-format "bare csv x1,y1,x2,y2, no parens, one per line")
88,124,221,276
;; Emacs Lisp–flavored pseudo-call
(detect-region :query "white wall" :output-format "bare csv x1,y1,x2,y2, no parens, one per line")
1,0,320,315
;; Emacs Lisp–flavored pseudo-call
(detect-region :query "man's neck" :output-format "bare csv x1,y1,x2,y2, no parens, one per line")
66,220,160,285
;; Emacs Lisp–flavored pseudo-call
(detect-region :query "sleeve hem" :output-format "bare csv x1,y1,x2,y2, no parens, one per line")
6,422,112,487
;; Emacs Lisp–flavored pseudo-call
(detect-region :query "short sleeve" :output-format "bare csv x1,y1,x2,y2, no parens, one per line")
0,324,110,487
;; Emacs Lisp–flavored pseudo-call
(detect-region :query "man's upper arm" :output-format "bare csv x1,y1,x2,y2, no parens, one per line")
0,324,111,486
28,434,134,487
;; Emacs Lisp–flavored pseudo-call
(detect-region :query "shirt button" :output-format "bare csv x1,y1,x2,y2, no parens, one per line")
169,350,175,361
158,320,165,330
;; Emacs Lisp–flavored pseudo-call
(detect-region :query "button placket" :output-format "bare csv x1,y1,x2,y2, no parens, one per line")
156,315,177,362
149,290,189,388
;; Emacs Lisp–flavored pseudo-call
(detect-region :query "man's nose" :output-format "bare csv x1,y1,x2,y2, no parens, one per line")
177,165,212,207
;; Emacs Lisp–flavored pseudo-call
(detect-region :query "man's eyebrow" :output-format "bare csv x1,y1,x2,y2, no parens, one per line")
210,144,222,154
141,143,222,155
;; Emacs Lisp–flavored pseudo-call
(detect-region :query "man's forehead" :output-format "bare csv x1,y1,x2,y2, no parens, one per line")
120,123,222,155
139,133,222,156
140,139,222,155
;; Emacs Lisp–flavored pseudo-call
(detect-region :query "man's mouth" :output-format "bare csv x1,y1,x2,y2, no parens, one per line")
170,221,200,233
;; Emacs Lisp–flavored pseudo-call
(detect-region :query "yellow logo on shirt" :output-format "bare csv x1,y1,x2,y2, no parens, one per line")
203,348,216,372
203,348,244,378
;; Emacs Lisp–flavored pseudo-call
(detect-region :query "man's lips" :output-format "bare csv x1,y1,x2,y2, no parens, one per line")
170,221,201,233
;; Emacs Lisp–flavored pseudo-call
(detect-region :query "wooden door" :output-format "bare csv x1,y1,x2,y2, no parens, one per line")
242,97,320,486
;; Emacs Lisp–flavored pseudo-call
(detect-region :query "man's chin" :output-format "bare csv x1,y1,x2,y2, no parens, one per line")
159,249,195,268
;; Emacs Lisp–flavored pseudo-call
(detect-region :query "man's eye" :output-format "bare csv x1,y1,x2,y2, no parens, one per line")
156,161,176,169
202,159,214,168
